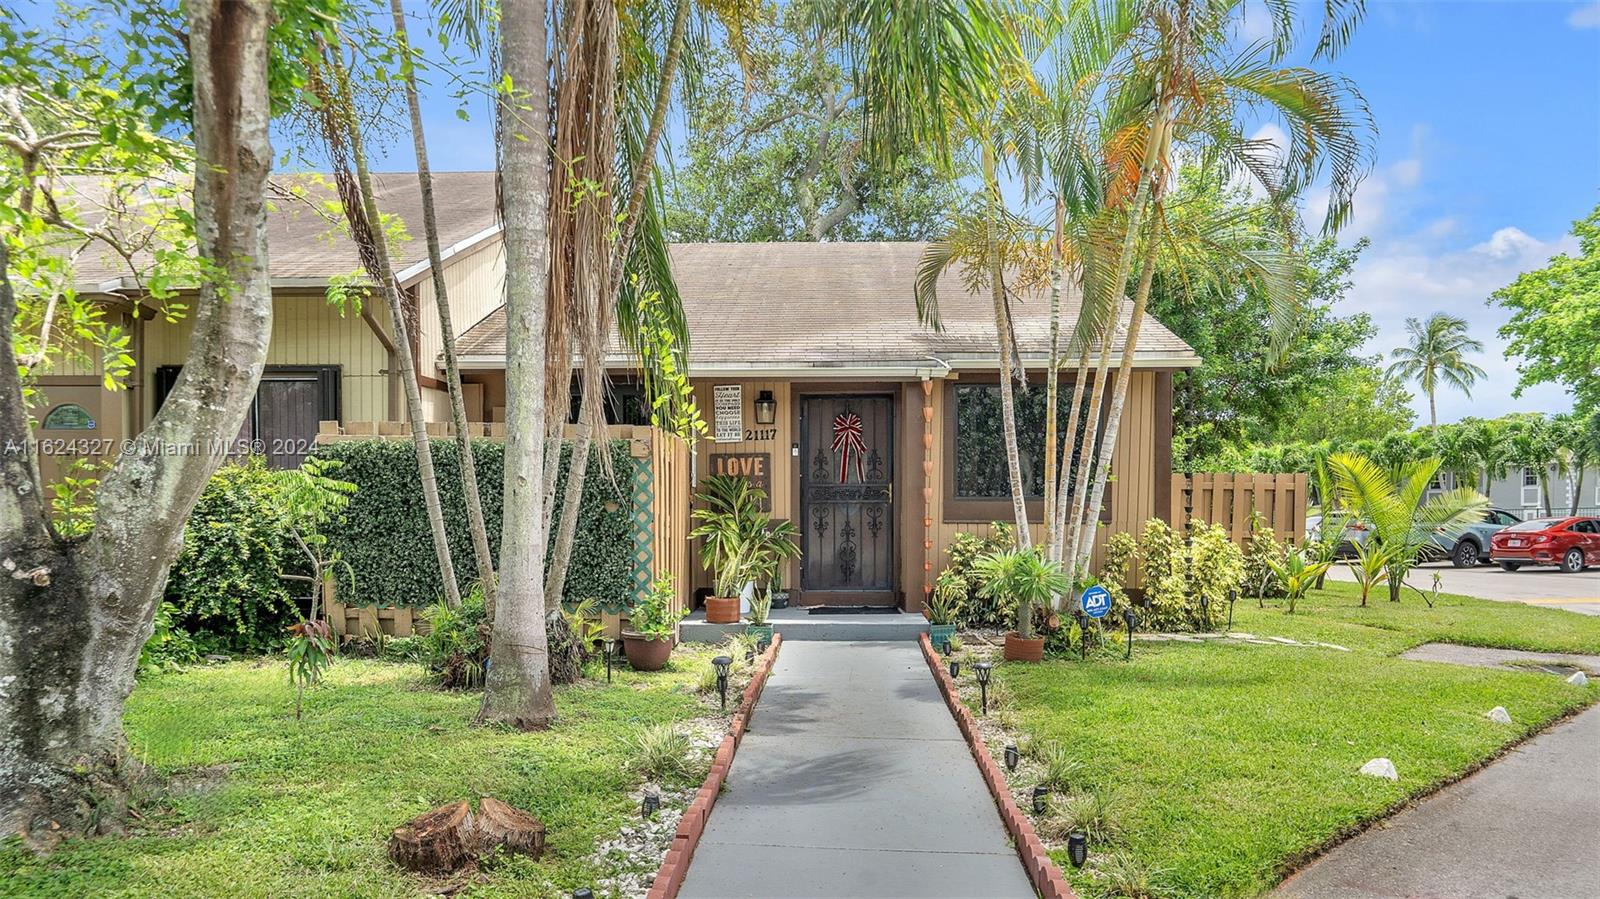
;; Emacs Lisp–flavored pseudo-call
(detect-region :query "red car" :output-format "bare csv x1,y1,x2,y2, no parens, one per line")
1489,516,1600,573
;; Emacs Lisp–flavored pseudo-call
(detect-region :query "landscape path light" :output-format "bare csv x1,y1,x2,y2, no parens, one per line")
1067,831,1088,867
1004,743,1020,771
1032,785,1048,814
1123,608,1139,661
642,786,661,820
948,657,960,679
1226,588,1238,632
974,661,993,714
712,655,732,710
603,637,618,683
574,889,595,899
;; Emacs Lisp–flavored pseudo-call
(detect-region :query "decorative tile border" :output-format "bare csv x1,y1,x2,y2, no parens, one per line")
646,634,783,899
918,634,1079,899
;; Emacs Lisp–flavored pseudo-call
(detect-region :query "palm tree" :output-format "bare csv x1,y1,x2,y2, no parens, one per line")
1506,416,1557,516
1387,312,1486,429
1327,453,1488,603
1068,0,1375,578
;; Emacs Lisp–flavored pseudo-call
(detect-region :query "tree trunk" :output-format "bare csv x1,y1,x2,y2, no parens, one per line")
1572,468,1584,516
1063,324,1115,578
1051,341,1092,571
341,75,462,610
983,145,1029,547
1042,196,1064,555
390,0,497,607
479,0,556,729
544,402,592,609
0,0,274,847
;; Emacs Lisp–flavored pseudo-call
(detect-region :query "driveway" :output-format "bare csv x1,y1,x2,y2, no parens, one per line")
677,642,1034,899
1272,703,1600,899
1325,560,1600,615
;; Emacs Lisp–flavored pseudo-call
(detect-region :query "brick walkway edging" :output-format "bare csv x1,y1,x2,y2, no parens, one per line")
646,633,784,899
918,634,1079,899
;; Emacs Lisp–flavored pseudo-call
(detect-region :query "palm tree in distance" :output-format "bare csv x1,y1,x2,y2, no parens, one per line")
1388,312,1487,429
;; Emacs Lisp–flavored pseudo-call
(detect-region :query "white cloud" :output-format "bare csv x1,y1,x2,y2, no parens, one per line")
1569,2,1600,29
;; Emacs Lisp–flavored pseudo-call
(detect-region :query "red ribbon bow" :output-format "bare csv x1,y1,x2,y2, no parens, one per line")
831,411,866,483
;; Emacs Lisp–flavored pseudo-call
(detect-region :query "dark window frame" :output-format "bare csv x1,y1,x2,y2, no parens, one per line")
942,374,1113,524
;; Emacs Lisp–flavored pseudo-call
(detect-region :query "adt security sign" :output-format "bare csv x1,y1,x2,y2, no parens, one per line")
1080,584,1112,619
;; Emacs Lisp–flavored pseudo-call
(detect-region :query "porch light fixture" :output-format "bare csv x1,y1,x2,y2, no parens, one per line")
974,661,993,714
641,787,660,820
753,390,777,425
1067,831,1088,868
1123,609,1139,661
603,638,618,683
712,655,733,710
1031,786,1049,815
1004,744,1020,772
948,659,960,679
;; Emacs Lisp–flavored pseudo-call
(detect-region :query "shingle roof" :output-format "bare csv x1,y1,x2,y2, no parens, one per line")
456,241,1198,369
70,172,499,286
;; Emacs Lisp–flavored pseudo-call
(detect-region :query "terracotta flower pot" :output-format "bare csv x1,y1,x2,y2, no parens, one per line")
1003,632,1045,663
622,631,674,671
705,595,740,624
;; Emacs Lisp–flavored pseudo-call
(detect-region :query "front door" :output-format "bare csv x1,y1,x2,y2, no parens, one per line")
799,394,894,605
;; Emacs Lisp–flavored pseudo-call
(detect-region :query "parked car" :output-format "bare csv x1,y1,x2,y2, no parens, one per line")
1430,508,1521,568
1306,514,1371,557
1489,517,1600,573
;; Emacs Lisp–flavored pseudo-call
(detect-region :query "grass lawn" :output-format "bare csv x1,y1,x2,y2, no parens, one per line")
985,581,1600,899
1,646,728,898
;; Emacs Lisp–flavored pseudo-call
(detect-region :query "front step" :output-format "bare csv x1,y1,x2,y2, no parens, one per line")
680,609,929,643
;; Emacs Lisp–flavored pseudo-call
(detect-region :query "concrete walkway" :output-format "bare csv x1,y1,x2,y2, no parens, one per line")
1272,703,1600,899
677,641,1035,899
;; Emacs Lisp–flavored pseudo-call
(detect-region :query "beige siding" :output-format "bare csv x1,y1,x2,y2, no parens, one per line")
140,291,392,424
413,240,505,376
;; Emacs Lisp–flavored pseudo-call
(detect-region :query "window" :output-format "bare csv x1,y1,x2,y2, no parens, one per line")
41,403,95,430
1523,468,1539,487
944,380,1108,522
154,365,341,468
567,379,651,426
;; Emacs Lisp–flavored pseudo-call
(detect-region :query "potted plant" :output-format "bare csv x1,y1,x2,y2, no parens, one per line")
974,547,1069,662
745,516,800,638
926,572,964,649
622,575,688,671
691,475,796,624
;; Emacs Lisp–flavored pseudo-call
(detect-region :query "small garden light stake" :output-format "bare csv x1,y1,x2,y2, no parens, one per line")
574,890,595,899
1075,610,1088,661
712,655,732,710
941,639,952,656
1067,831,1088,867
603,638,618,683
1227,588,1238,632
974,661,993,714
948,658,960,679
1032,786,1048,814
1123,608,1139,661
641,787,660,820
1004,743,1019,771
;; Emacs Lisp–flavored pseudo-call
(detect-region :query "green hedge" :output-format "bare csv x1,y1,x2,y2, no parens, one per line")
311,438,635,609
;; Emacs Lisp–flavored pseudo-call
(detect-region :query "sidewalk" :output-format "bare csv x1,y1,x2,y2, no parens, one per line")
676,641,1035,899
1272,702,1600,899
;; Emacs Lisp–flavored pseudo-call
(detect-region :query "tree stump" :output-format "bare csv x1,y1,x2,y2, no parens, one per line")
545,608,586,684
475,796,546,858
388,800,476,873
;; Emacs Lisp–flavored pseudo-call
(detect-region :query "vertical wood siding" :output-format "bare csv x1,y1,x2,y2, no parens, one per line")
412,240,506,378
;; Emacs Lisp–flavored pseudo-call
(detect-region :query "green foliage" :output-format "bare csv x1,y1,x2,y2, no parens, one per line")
311,438,634,609
626,723,696,783
1055,789,1125,848
1034,740,1086,793
164,459,299,654
1491,202,1600,414
46,458,99,538
1242,512,1287,600
1387,312,1487,425
286,618,335,720
1265,547,1332,614
926,574,964,626
1137,518,1188,631
973,547,1069,640
419,586,489,690
1186,520,1245,630
688,475,798,598
137,601,200,676
1097,532,1138,615
937,523,1018,629
628,575,688,639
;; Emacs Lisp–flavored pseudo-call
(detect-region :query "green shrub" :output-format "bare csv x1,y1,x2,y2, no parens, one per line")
1186,519,1244,630
138,601,201,675
628,723,696,782
1242,512,1287,599
1098,531,1138,615
311,438,634,609
939,523,1017,629
419,586,489,689
164,458,300,653
1139,518,1191,631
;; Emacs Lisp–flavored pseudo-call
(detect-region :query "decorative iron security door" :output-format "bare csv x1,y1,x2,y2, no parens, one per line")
799,394,894,602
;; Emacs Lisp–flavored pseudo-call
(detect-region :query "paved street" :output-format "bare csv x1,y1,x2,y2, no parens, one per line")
677,642,1034,899
1326,560,1600,615
1272,703,1600,899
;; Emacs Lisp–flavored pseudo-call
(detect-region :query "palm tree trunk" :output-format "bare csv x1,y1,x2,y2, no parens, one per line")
983,144,1030,547
1042,196,1064,554
1051,341,1092,570
1572,468,1584,516
1074,245,1159,574
1063,324,1115,579
389,0,496,608
337,54,462,610
479,0,556,729
543,0,688,611
1429,391,1437,430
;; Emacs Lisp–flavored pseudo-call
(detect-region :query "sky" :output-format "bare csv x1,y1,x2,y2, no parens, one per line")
20,0,1600,424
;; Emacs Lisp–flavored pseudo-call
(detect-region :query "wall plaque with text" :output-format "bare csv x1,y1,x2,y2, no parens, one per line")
713,384,742,443
710,452,772,510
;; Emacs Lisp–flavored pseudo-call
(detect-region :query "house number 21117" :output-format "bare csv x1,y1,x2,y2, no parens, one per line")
743,428,777,441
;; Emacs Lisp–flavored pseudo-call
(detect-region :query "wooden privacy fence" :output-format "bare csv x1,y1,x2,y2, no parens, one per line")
1171,472,1308,547
316,421,692,638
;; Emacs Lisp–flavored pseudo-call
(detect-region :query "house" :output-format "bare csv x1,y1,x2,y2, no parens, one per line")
1437,467,1600,520
43,173,1200,612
